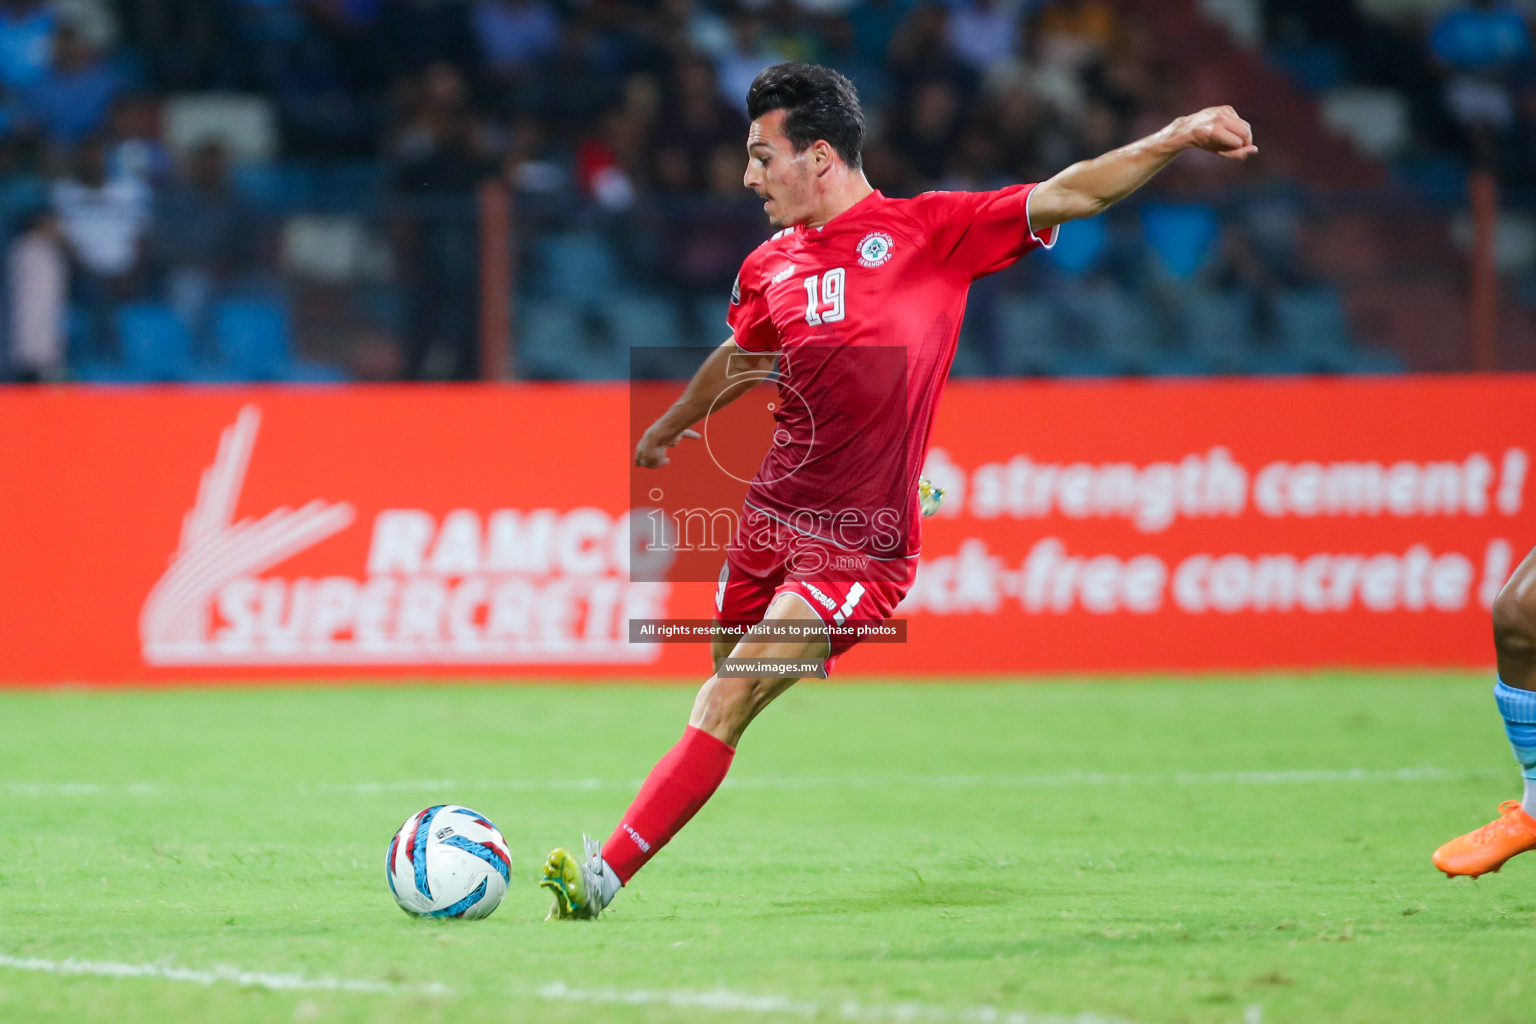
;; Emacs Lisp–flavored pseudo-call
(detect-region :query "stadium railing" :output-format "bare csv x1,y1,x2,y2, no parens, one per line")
21,172,1536,384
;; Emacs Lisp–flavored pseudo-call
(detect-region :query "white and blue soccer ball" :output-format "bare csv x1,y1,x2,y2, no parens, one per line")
386,805,511,920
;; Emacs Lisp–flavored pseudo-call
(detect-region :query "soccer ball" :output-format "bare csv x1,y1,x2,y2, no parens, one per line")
386,804,511,919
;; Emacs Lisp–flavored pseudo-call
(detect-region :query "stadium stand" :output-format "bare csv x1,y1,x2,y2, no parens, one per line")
0,0,1530,382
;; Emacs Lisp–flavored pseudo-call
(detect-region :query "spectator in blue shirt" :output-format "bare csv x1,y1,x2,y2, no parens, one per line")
0,0,53,90
1431,0,1533,73
472,0,560,82
1429,0,1533,139
20,23,117,147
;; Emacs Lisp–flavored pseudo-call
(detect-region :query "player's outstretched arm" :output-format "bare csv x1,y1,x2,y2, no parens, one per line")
1027,106,1256,232
634,338,776,468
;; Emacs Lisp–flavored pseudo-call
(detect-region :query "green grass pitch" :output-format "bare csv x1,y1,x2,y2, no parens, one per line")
1,674,1533,1024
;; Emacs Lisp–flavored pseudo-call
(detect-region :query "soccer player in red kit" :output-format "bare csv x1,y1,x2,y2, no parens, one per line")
541,63,1257,918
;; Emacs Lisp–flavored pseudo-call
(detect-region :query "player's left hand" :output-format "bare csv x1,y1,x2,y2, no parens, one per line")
1176,106,1257,160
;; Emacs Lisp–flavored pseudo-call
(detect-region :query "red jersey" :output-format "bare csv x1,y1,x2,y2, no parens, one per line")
724,185,1057,567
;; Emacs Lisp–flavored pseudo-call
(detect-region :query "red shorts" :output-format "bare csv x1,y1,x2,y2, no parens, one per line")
714,539,914,668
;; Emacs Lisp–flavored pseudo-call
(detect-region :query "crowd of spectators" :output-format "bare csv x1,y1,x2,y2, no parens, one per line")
111,0,1184,191
3,0,1231,380
1262,0,1536,184
0,0,1531,381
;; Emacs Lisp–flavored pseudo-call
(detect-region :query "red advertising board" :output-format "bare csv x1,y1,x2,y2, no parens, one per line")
0,377,1528,684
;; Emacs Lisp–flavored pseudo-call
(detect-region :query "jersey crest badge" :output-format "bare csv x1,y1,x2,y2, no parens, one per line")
857,232,894,268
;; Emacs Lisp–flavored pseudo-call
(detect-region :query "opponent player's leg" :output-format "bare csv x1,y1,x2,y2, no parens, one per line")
1492,545,1536,692
1433,546,1536,877
540,592,828,918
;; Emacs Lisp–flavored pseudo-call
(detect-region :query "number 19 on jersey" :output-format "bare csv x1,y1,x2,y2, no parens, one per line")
803,268,846,325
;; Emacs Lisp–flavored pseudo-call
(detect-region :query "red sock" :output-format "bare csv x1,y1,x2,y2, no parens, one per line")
601,726,735,884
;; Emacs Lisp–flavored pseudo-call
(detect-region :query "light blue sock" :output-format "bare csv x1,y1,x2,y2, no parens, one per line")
1494,681,1536,816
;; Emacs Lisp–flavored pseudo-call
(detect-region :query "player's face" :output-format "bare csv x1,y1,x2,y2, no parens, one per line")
744,110,814,228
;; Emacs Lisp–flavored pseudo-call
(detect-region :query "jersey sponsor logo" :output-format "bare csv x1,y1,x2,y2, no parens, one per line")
730,273,742,305
770,264,795,285
856,232,894,268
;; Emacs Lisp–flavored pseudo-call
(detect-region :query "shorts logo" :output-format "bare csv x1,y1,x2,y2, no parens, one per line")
856,232,894,268
801,583,837,611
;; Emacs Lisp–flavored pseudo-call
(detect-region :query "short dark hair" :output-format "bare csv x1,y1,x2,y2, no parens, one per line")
746,63,864,170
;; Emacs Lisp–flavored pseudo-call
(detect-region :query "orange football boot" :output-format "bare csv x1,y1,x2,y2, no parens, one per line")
1433,800,1536,878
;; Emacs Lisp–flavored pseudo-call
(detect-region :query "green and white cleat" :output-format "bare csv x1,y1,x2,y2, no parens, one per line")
540,835,614,920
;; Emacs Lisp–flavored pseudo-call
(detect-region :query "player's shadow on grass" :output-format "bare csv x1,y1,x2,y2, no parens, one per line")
768,879,1026,918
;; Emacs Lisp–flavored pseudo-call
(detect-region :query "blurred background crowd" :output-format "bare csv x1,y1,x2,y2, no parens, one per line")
1,0,1535,383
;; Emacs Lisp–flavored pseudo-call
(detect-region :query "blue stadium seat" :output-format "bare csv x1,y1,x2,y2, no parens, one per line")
1267,43,1346,92
600,293,685,350
954,307,1002,377
519,297,620,386
1182,290,1256,370
535,233,622,307
213,298,346,382
1393,154,1469,205
65,303,97,362
315,161,386,204
1141,203,1221,280
1077,287,1164,371
1049,348,1120,378
995,295,1063,375
1042,215,1106,277
1146,349,1219,377
949,333,990,378
121,303,199,381
1272,287,1354,365
213,299,291,379
1244,346,1319,376
76,303,200,383
517,299,588,380
232,163,314,209
1342,347,1407,374
571,342,627,381
692,295,732,347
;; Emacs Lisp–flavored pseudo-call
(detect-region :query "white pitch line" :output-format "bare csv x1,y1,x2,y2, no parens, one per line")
0,954,1148,1024
2,782,174,797
0,954,446,996
532,979,1145,1024
0,766,1501,799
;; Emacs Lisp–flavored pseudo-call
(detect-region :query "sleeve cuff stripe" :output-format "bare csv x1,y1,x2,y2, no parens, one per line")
1024,186,1060,250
